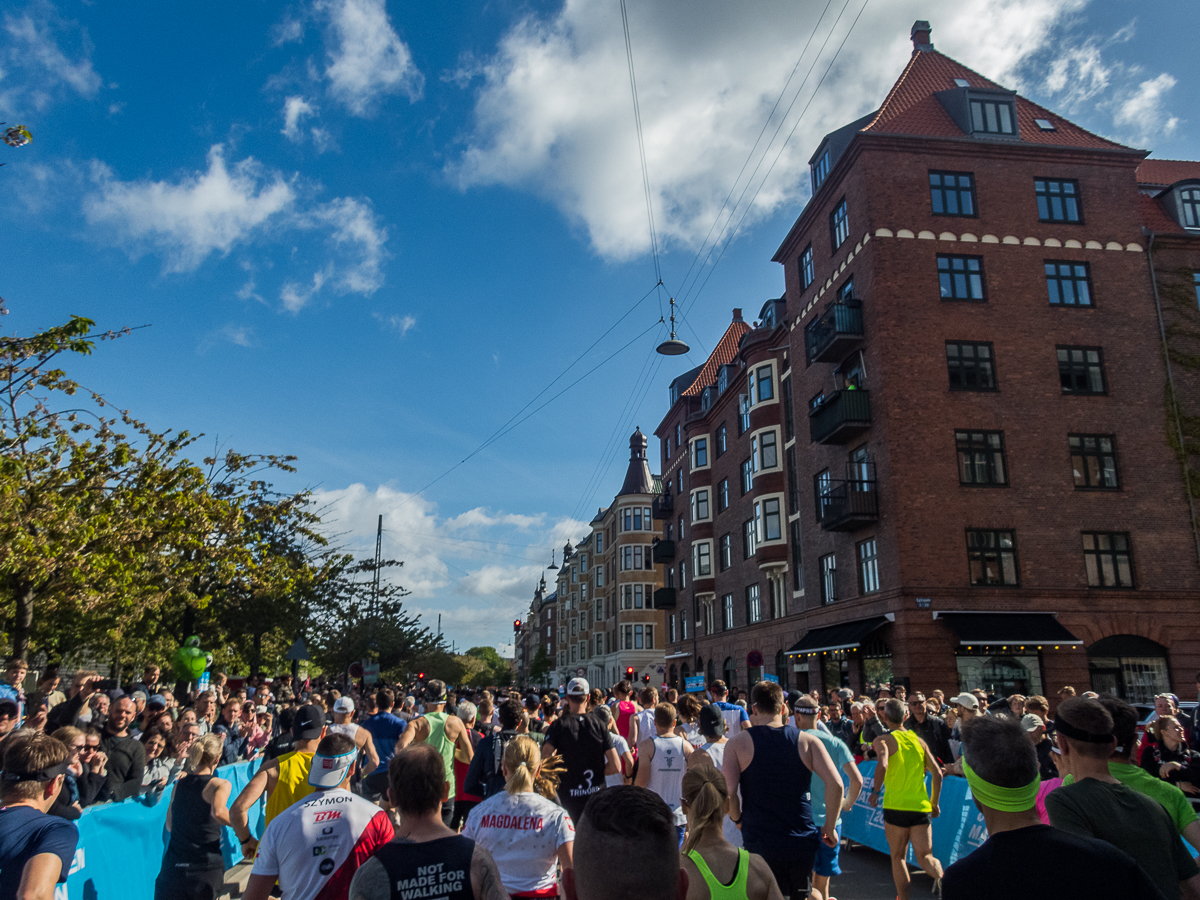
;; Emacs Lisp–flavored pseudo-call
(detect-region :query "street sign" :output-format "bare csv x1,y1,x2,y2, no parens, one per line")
285,637,309,661
364,662,380,684
685,675,706,693
747,650,763,667
762,673,779,684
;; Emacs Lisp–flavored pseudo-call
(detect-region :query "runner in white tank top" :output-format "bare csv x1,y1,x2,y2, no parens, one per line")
689,705,743,847
634,703,694,827
329,698,381,778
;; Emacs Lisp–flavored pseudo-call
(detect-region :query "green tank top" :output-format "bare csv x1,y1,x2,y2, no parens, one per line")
424,711,456,800
882,729,931,812
687,848,750,900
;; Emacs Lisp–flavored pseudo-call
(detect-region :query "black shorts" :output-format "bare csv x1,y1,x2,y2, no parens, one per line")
756,849,814,900
883,808,931,828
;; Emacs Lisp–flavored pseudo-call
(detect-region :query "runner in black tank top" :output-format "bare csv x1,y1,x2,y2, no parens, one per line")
154,735,233,900
373,835,476,900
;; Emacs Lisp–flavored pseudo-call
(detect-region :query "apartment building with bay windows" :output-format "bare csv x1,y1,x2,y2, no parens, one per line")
552,430,666,690
656,304,801,696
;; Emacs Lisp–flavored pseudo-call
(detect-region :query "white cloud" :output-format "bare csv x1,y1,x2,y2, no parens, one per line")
83,145,296,272
281,96,316,140
1,5,101,110
280,266,330,312
319,0,424,115
272,15,306,46
1113,73,1180,145
449,0,1090,260
373,312,417,336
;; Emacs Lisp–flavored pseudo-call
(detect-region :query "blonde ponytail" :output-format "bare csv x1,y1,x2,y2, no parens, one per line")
503,735,540,795
681,764,729,854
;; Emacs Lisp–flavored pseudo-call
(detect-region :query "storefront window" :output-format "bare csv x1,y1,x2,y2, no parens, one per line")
1087,635,1170,704
957,652,1043,696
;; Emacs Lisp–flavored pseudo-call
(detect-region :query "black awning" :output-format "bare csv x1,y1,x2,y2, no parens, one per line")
786,616,891,655
935,612,1082,647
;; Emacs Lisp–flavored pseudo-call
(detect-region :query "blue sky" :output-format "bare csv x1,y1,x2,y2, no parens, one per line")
3,0,1197,655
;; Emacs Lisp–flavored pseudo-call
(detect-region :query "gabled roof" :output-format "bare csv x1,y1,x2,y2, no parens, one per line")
1138,158,1200,187
862,49,1134,152
681,314,751,398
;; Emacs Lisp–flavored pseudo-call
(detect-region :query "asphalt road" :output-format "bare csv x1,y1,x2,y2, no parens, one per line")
828,842,940,900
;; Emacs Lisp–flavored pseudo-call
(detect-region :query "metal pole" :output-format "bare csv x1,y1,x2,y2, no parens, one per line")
372,514,383,619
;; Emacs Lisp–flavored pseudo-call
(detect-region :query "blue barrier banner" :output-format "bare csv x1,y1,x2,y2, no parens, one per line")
841,762,988,867
62,759,264,900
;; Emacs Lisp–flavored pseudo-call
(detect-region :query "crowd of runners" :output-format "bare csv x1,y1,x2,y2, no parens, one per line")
1,662,1199,900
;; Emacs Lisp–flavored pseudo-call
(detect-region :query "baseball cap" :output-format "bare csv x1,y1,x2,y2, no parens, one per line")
308,747,356,788
950,692,980,711
425,680,448,702
699,704,727,738
1021,713,1045,732
333,697,355,714
837,688,853,700
567,677,589,697
292,704,326,740
147,694,166,710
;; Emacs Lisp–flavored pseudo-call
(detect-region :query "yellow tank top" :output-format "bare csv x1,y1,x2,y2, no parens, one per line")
265,751,315,824
882,730,931,812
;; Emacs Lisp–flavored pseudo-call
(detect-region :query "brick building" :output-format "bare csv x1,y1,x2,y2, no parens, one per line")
660,22,1200,704
552,431,666,690
514,581,556,688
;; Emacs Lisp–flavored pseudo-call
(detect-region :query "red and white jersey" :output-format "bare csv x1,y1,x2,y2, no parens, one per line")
251,787,393,900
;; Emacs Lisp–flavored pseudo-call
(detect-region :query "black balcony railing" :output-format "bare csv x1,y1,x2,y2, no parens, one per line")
653,587,677,609
651,540,675,563
652,492,674,519
817,478,879,531
805,301,864,364
809,388,871,444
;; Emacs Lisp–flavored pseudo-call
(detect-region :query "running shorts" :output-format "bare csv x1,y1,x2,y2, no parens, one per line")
813,821,842,877
882,808,931,828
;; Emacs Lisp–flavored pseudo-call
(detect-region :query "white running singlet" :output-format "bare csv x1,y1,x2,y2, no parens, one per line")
645,735,688,825
698,741,743,847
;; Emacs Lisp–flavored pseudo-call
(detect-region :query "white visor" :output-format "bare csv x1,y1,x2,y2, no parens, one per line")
307,749,356,788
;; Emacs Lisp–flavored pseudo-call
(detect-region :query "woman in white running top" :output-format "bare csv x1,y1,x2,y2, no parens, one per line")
688,704,742,847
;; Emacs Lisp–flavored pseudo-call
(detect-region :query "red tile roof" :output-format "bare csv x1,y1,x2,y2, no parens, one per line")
862,50,1133,151
681,316,751,397
1137,159,1200,186
1139,193,1187,235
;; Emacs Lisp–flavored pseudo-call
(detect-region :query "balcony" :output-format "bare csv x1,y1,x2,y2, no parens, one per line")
817,478,879,531
652,492,674,519
652,540,675,563
809,388,871,444
653,588,677,609
805,300,864,364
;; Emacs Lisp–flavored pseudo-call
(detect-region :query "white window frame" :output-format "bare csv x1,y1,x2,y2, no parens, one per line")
723,593,734,630
690,435,711,471
691,488,711,523
748,361,778,407
693,539,713,577
754,493,786,545
751,426,781,472
747,584,761,624
669,615,676,643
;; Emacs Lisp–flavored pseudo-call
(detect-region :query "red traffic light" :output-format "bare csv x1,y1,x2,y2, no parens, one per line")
642,674,651,683
514,619,522,633
418,672,425,680
625,667,634,677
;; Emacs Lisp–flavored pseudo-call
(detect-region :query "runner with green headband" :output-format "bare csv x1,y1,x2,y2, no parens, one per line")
943,714,1166,900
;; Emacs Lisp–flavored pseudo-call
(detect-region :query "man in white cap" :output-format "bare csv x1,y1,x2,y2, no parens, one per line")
244,732,394,900
543,677,620,823
327,696,380,780
1021,713,1059,779
944,692,980,776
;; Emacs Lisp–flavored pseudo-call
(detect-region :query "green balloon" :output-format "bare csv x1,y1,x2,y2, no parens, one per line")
171,636,213,682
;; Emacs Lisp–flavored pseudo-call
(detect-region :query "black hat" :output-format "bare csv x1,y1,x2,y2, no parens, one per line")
292,704,325,740
699,704,727,739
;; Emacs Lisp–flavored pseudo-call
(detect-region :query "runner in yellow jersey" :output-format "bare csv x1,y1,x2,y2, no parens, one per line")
868,698,944,900
231,703,327,857
395,680,474,826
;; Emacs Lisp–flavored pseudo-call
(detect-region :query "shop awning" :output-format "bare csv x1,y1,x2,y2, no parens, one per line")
934,612,1082,647
663,651,692,660
785,615,892,655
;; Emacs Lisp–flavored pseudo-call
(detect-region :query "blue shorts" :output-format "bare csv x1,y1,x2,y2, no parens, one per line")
813,821,842,877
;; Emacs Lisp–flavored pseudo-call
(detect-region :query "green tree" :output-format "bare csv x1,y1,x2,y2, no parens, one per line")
464,645,513,688
528,644,551,687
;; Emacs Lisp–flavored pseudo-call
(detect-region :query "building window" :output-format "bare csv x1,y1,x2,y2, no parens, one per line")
1035,179,1081,223
681,613,687,641
1070,434,1119,489
946,341,996,391
723,594,734,630
1194,272,1199,306
1058,346,1106,395
938,255,985,301
967,529,1018,586
741,458,753,495
717,478,729,513
678,515,685,542
759,430,778,470
929,171,976,217
719,534,732,571
1181,188,1200,229
704,602,714,635
858,538,879,594
820,554,837,604
669,615,676,644
747,584,761,624
814,468,832,521
694,541,712,577
716,424,727,457
799,244,815,290
956,430,1007,486
1083,532,1134,588
693,438,708,468
791,520,804,592
786,446,799,514
743,519,757,559
738,394,750,435
756,498,783,542
595,566,604,587
595,532,604,554
677,470,683,494
830,198,849,251
811,151,830,193
680,562,687,588
970,98,1015,135
782,377,795,441
692,489,710,522
1045,261,1092,306
754,366,775,403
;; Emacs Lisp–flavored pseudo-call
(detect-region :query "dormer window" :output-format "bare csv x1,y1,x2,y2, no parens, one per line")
717,366,729,394
811,149,831,193
970,98,1015,135
1179,186,1200,229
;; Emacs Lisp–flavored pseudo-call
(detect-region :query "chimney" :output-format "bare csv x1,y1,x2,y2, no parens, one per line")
911,20,933,54
732,308,743,321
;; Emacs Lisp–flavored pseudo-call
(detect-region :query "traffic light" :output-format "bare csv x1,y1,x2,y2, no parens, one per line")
418,672,425,680
642,674,651,684
625,667,634,678
514,619,522,634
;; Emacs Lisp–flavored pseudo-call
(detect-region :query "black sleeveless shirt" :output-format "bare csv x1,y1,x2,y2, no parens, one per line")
373,835,476,900
165,774,224,870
